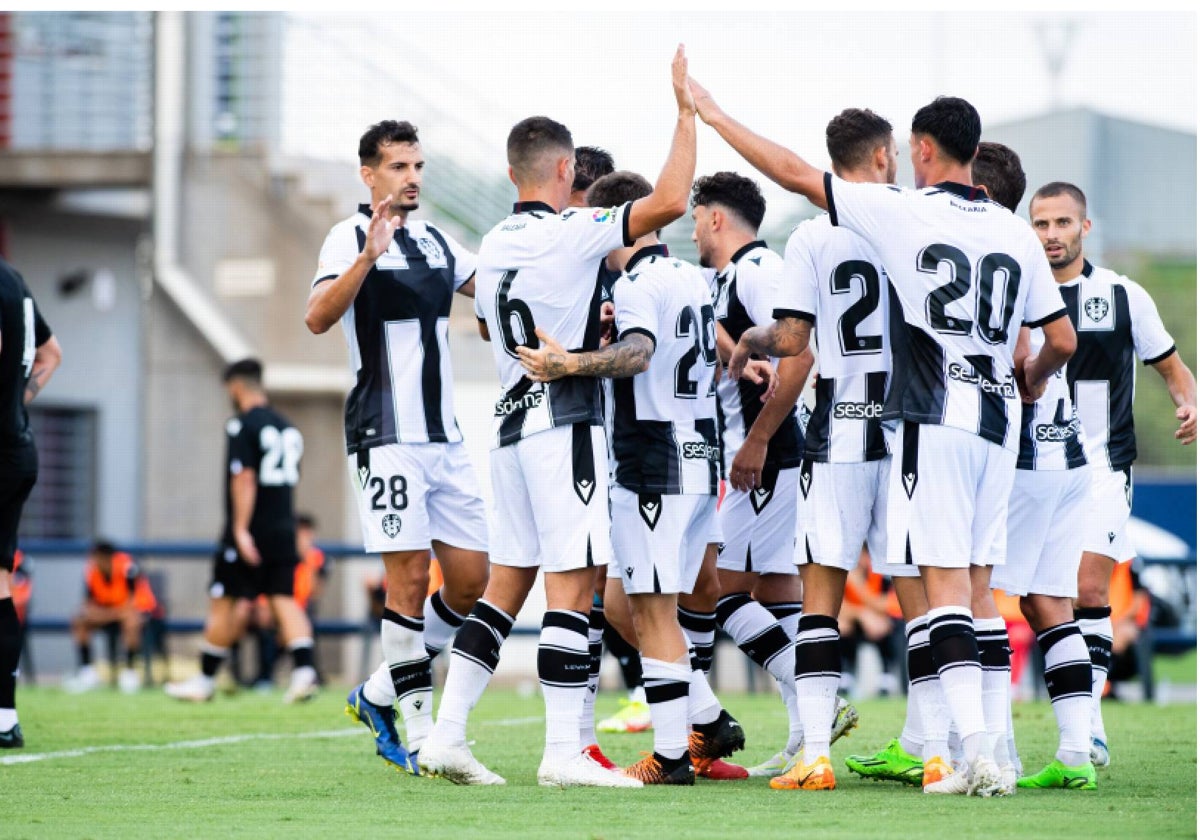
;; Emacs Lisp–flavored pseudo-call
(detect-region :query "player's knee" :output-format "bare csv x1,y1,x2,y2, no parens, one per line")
687,570,721,610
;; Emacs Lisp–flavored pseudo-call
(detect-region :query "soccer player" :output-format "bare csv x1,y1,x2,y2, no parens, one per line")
1028,181,1196,768
568,143,652,752
419,46,697,788
0,255,61,748
305,120,490,774
696,79,1077,796
165,359,318,706
847,140,1032,790
690,171,811,776
517,169,745,785
63,541,158,694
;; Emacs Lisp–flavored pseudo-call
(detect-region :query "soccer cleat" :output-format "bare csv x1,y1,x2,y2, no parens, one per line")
845,738,924,786
63,665,100,694
283,667,318,705
831,697,859,744
967,756,1005,797
117,668,141,695
597,697,653,734
1017,759,1097,790
0,723,24,749
419,739,505,786
769,755,837,791
582,743,621,773
343,684,419,775
538,751,644,788
688,710,746,761
747,749,798,778
694,756,749,780
624,752,695,785
164,674,215,703
922,756,958,791
1090,737,1110,768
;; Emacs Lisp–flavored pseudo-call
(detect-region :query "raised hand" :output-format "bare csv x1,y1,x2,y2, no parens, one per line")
672,44,695,116
363,194,401,262
687,75,721,125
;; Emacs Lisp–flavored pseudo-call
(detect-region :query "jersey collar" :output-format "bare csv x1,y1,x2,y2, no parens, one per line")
513,200,557,215
726,239,768,271
625,244,669,272
1081,259,1094,277
933,181,990,202
1058,259,1095,288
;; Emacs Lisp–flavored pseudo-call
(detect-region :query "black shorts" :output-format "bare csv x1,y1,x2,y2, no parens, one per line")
0,445,37,573
210,531,298,600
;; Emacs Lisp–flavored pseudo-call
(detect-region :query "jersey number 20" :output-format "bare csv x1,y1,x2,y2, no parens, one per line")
920,244,1020,345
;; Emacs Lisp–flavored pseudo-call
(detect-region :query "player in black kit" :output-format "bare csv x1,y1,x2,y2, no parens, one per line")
166,359,318,704
0,256,61,748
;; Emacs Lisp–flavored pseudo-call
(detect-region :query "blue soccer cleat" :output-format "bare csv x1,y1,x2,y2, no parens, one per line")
345,684,420,775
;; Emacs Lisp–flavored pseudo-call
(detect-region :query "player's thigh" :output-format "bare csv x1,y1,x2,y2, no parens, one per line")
886,422,983,569
868,456,918,580
970,442,1017,567
487,440,539,568
1027,467,1091,599
718,464,798,577
209,545,257,602
426,442,489,554
256,531,300,599
801,459,878,571
347,444,434,554
1081,465,1134,562
992,468,1057,597
0,446,36,572
522,424,612,573
612,488,701,596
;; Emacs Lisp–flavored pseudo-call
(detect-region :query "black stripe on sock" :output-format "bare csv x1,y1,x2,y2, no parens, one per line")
644,679,690,704
382,608,424,632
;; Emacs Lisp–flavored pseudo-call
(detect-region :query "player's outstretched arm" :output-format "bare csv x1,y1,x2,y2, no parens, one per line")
1151,352,1197,445
689,76,827,209
24,334,62,405
517,327,653,382
305,194,401,334
727,316,813,382
626,45,696,240
1023,314,1077,403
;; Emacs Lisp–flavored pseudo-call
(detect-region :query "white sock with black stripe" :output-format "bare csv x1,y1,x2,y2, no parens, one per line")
795,613,841,762
538,610,590,764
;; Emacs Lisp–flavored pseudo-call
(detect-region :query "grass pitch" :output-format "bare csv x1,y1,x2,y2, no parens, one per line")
1,685,1194,839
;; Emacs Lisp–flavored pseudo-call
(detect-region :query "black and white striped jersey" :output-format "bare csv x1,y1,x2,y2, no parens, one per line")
314,208,477,454
611,245,720,496
475,201,633,448
1016,327,1088,471
824,176,1067,453
776,215,891,463
712,240,803,473
1059,261,1176,471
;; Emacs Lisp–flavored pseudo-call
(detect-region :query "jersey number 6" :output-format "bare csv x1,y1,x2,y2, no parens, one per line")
497,269,537,359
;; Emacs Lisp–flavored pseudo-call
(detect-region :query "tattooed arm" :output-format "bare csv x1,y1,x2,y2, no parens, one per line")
726,316,812,382
25,335,62,405
517,327,653,382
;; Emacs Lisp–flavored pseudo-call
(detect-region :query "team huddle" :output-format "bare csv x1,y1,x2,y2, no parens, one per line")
296,46,1195,795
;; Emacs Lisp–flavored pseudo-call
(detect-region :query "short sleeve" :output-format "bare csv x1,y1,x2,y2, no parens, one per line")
1021,238,1068,328
824,173,905,244
774,224,818,324
313,221,359,287
612,274,659,347
227,417,258,476
473,293,486,322
560,202,634,261
1125,280,1176,364
437,227,477,289
736,255,782,327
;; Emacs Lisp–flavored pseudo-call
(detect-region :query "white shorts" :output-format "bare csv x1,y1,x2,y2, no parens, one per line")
489,424,612,572
1080,466,1134,561
348,442,488,554
716,465,798,576
611,487,715,595
885,422,1017,570
993,466,1091,598
798,457,917,577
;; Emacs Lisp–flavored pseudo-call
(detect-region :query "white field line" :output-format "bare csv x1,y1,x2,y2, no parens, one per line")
1,715,544,766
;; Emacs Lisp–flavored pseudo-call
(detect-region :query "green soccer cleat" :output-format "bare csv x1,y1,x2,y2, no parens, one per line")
1017,759,1097,790
845,738,924,786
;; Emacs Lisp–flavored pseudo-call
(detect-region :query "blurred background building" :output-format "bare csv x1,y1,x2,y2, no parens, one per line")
0,11,1193,683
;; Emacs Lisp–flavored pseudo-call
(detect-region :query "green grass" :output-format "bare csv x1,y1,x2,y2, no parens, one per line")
1155,649,1198,685
1,687,1195,839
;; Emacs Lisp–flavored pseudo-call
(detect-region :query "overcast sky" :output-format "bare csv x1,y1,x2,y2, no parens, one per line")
282,10,1195,233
